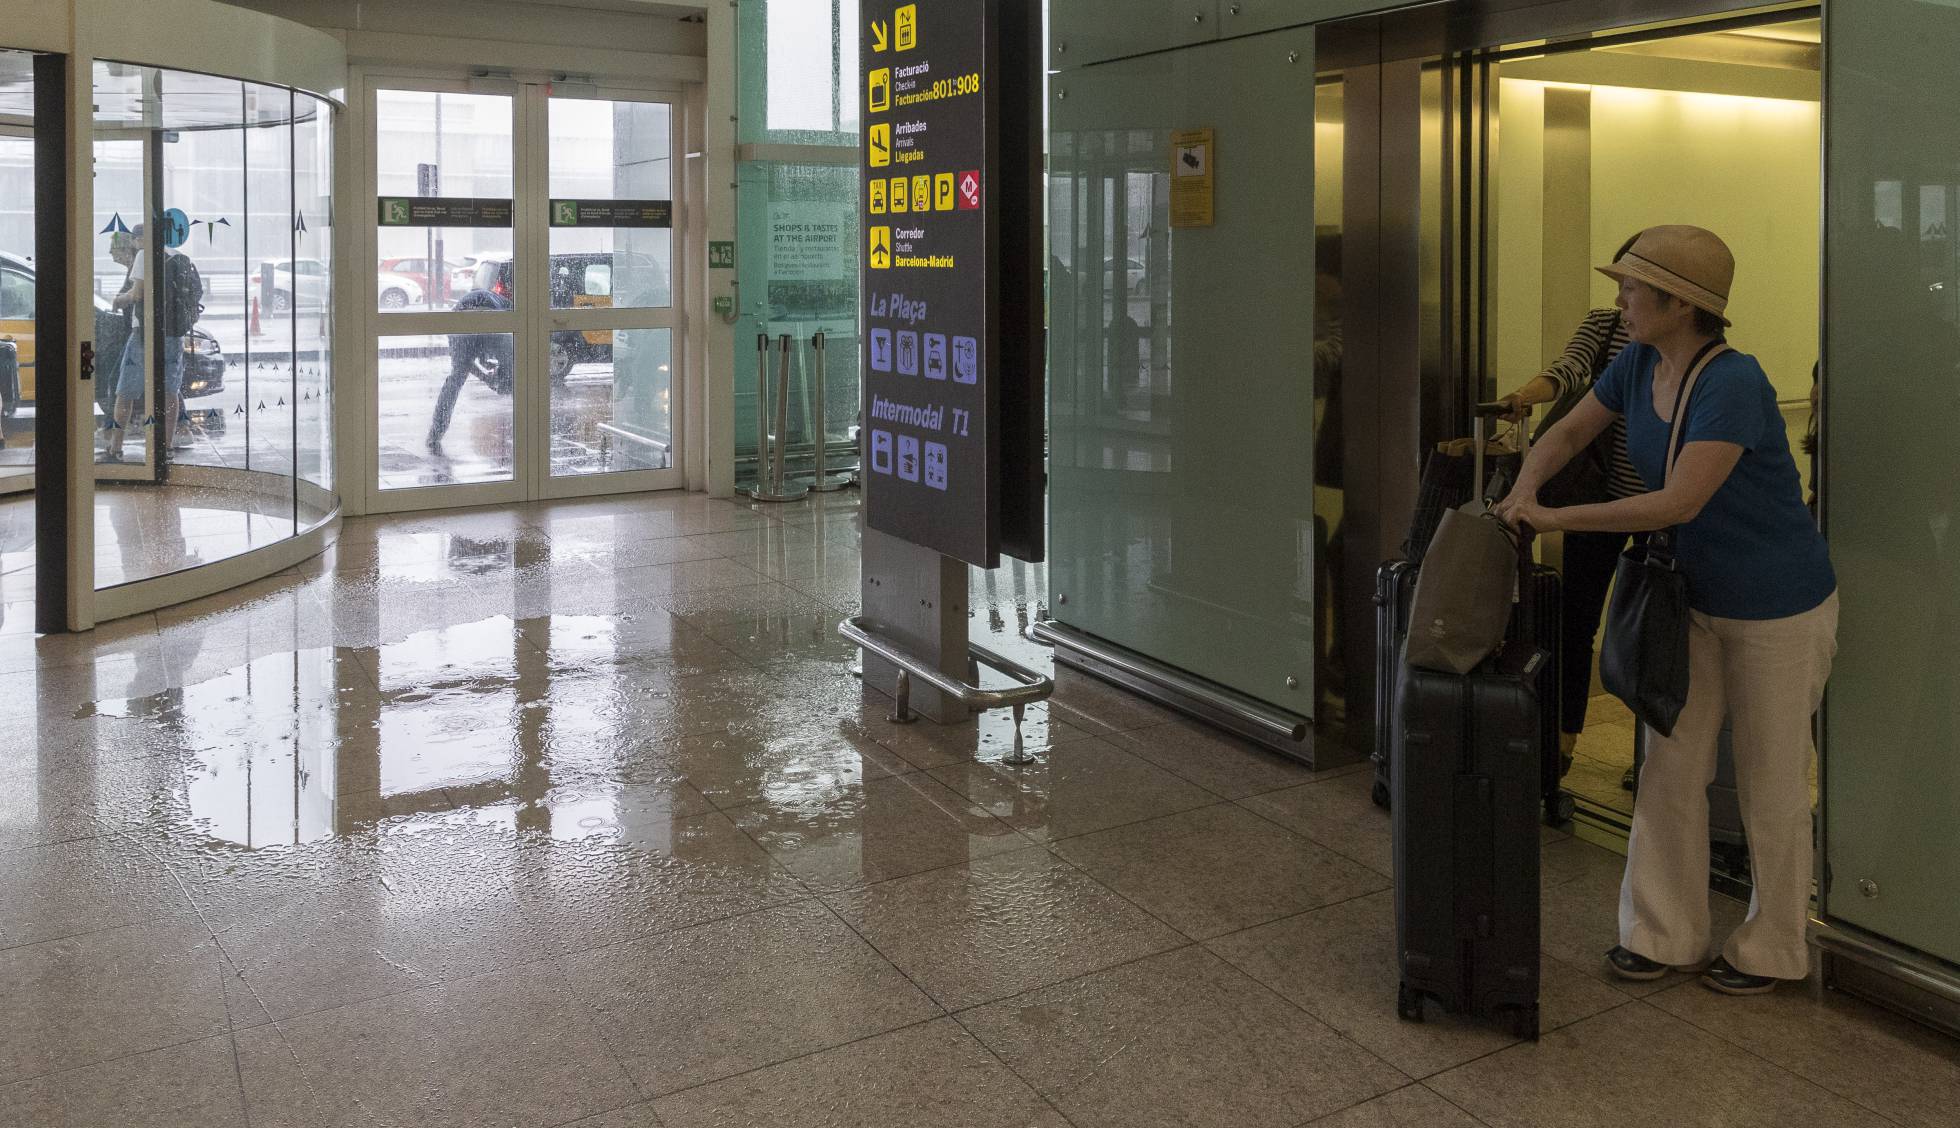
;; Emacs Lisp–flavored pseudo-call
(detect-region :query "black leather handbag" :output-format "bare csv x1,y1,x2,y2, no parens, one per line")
1534,312,1621,508
1599,340,1727,737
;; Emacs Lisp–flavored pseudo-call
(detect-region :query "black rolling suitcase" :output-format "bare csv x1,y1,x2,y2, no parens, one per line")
1393,641,1545,1039
1511,561,1573,825
1374,406,1571,826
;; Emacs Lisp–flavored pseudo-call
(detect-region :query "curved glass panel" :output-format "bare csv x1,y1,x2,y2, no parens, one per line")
89,61,335,590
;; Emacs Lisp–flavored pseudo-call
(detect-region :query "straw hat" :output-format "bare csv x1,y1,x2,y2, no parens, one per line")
1597,225,1734,327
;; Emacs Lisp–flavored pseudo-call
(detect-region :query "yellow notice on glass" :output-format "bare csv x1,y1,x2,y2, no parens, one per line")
1170,128,1214,228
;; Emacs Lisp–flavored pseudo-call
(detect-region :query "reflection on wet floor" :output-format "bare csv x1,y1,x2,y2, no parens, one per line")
3,490,1947,1128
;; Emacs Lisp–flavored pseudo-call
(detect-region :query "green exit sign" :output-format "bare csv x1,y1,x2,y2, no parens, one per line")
709,241,735,269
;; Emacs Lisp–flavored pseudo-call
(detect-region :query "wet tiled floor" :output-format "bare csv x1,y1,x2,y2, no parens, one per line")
3,491,1957,1127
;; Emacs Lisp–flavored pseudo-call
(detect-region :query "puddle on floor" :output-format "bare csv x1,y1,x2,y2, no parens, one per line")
70,612,886,853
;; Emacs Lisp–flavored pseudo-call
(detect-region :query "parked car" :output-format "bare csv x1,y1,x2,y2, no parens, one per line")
381,256,465,304
1104,256,1148,296
470,251,668,381
249,258,426,311
1,251,225,417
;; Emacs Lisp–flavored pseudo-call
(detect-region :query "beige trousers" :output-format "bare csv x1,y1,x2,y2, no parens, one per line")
1619,591,1838,980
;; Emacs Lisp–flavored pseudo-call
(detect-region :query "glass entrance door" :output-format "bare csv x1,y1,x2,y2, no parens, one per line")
530,92,680,495
366,81,683,511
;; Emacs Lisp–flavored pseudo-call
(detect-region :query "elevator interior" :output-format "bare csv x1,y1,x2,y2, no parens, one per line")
1315,5,1823,846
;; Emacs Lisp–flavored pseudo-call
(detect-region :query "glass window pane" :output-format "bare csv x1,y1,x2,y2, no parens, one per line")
376,91,514,313
549,326,672,478
0,64,31,590
548,99,672,310
297,93,334,495
378,332,516,489
233,83,295,507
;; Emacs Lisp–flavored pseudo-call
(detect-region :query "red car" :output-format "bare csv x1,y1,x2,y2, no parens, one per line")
380,257,463,303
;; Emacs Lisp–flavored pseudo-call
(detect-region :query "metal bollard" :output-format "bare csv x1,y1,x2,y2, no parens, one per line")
1001,702,1034,766
805,330,853,491
745,332,808,502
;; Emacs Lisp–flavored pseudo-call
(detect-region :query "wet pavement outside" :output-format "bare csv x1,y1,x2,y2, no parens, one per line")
2,489,1956,1127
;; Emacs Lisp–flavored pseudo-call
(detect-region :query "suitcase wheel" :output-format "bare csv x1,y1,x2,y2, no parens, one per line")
1372,778,1391,809
1510,1004,1540,1041
1543,791,1575,827
1396,982,1426,1023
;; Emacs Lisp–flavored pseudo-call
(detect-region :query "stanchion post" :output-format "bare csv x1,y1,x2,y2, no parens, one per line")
745,332,808,502
812,331,828,484
752,333,768,491
773,332,794,493
806,329,851,491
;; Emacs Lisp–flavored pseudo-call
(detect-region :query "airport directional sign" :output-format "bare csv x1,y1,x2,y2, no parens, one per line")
859,0,1042,567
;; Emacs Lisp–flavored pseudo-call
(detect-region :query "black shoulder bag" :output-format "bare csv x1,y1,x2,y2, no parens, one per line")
1598,340,1728,737
1534,312,1621,508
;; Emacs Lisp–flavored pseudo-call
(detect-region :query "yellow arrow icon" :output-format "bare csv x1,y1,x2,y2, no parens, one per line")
871,20,888,52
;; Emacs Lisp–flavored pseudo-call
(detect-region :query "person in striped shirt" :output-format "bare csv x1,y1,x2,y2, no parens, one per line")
1498,234,1643,787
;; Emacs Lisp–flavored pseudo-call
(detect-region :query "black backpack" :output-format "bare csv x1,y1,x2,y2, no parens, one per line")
161,254,204,337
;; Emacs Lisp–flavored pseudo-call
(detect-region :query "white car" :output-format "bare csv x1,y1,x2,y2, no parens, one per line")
252,259,425,310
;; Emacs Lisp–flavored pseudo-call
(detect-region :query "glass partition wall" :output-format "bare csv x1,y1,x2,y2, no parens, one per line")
89,61,336,592
1047,27,1320,725
734,0,863,491
1818,0,1960,987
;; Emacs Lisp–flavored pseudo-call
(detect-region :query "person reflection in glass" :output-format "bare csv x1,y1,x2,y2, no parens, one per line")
104,225,187,463
1312,229,1345,709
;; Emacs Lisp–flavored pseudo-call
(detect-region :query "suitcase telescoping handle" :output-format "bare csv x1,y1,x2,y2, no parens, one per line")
1470,401,1529,511
1472,401,1535,579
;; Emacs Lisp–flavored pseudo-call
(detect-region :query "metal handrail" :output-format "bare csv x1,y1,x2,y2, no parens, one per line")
1027,618,1308,745
839,615,1055,764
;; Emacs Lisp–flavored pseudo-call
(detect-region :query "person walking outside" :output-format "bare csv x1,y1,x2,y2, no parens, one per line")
1494,225,1837,995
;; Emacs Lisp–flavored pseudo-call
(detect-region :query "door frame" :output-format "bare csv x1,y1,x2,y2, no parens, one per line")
357,70,691,516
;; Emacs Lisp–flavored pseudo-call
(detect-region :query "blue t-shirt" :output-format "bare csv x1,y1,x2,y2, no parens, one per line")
1591,344,1835,620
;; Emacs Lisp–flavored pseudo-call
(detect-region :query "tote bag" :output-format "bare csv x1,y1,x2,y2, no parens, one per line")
1404,500,1521,674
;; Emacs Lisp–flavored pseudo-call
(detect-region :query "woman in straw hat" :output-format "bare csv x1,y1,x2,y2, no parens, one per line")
1496,225,1836,995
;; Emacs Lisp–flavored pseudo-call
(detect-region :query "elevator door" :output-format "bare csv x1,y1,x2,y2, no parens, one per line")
1047,26,1319,718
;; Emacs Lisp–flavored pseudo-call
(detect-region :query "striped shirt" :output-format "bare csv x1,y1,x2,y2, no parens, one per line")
1541,307,1644,499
